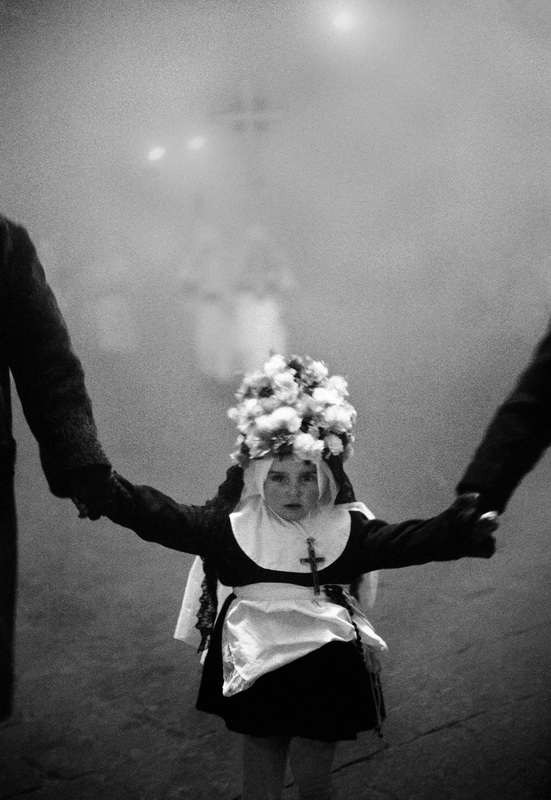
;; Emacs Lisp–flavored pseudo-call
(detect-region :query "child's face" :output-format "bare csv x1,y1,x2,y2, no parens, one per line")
263,455,319,521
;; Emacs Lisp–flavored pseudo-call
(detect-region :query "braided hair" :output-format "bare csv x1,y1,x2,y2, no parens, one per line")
195,457,360,652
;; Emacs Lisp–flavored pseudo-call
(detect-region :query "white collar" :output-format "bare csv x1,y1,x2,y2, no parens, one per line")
230,497,373,572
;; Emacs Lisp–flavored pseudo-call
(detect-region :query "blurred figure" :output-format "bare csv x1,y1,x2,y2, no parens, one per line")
0,213,113,722
233,223,294,374
457,318,551,512
179,223,236,382
179,222,294,382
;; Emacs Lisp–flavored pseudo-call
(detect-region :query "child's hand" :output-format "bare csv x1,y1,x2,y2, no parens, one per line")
71,497,91,519
64,465,116,520
71,472,133,522
451,493,499,557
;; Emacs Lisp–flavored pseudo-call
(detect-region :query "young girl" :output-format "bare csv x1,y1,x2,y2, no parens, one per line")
79,354,497,800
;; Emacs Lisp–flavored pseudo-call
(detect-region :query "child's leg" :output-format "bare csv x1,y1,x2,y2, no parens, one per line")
242,734,290,800
288,737,337,800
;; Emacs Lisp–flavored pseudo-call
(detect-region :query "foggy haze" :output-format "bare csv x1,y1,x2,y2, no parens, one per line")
1,4,551,795
3,0,550,510
1,0,550,533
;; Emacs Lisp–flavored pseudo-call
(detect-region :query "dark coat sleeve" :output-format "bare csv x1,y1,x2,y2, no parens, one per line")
456,320,551,513
103,473,215,556
354,505,495,573
2,217,110,495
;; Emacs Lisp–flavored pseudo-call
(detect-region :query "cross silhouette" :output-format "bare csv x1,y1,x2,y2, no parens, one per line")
214,79,281,153
212,78,282,194
300,537,326,595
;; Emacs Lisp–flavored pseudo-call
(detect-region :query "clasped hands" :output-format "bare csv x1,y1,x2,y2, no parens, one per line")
66,465,117,521
449,492,499,557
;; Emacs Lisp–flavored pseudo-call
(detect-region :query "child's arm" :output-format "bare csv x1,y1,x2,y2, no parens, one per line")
358,494,498,571
77,472,214,556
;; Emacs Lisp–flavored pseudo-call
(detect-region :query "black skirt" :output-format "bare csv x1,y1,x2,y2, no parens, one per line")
196,595,386,742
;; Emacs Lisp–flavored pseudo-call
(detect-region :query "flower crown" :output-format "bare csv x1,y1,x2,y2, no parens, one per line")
228,354,356,467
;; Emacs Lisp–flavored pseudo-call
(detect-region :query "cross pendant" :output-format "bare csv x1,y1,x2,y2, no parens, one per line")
300,537,326,595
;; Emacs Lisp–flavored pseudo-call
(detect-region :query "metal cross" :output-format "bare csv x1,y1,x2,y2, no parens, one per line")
300,537,326,595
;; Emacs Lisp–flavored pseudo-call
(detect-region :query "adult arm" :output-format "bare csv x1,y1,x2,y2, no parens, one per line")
356,494,497,571
456,321,551,513
2,218,111,507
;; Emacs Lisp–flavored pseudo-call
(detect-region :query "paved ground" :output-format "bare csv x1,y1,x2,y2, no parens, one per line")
1,363,551,799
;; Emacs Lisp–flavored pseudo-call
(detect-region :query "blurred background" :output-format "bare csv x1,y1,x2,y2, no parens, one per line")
1,1,550,799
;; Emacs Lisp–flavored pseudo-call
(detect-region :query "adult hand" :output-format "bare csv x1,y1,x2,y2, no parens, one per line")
71,497,91,519
450,492,499,557
65,465,115,520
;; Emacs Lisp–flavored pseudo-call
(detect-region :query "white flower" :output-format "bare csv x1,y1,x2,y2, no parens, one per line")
324,404,356,433
236,370,264,399
324,433,344,456
293,432,325,462
311,386,342,409
228,354,357,464
242,398,264,418
263,353,287,377
227,407,240,423
228,398,265,433
291,395,310,417
326,375,349,398
260,395,280,413
273,371,297,390
273,371,300,404
307,360,329,383
256,406,302,433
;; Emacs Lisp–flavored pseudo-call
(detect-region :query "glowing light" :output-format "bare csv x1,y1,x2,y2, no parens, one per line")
333,11,355,32
147,146,166,162
188,136,207,151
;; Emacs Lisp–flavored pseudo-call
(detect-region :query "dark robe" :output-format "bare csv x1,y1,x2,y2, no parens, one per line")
0,214,110,721
457,319,551,512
